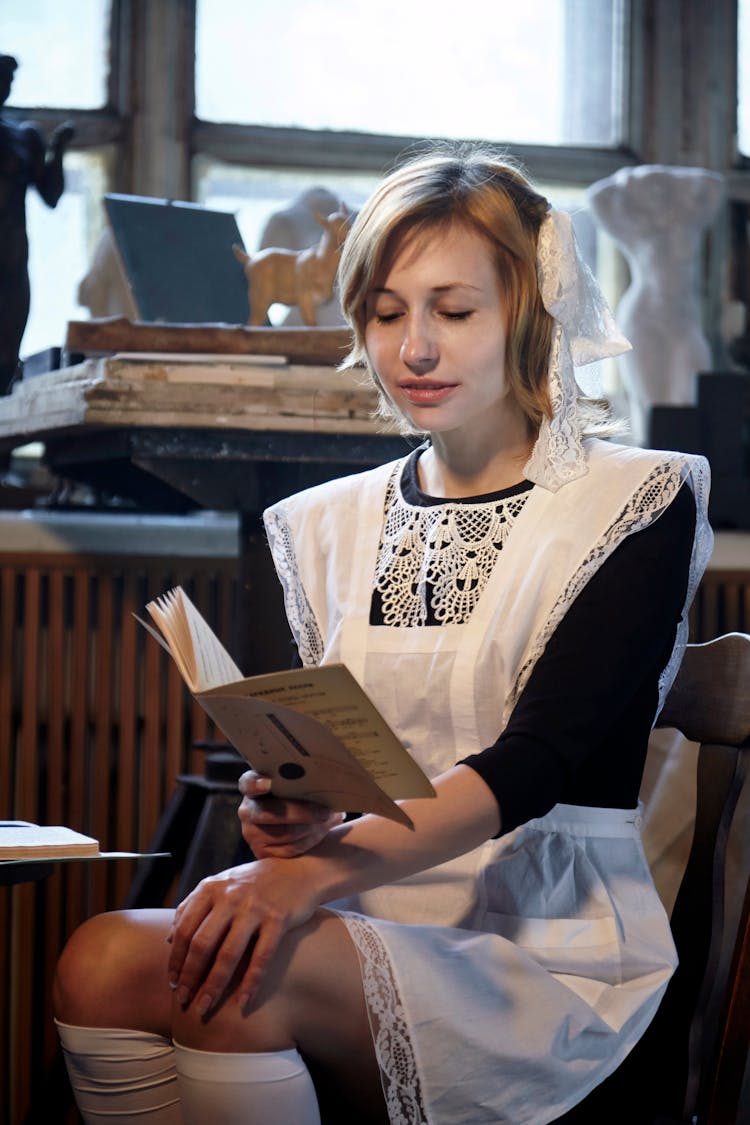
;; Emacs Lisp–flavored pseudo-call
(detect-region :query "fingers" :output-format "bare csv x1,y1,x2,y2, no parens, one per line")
244,818,343,859
239,802,345,858
167,876,258,1014
239,770,337,821
238,770,271,798
236,918,286,1009
166,860,317,1015
237,771,345,858
239,796,342,830
179,914,254,1016
166,892,211,990
238,778,335,827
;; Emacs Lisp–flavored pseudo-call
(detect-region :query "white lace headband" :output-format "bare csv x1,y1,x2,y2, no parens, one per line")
523,209,631,491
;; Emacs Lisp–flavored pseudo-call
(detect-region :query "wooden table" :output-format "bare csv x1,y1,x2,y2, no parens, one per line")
0,354,412,671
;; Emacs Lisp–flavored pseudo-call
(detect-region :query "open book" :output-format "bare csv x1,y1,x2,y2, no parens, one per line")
140,587,436,828
0,821,170,865
0,822,100,861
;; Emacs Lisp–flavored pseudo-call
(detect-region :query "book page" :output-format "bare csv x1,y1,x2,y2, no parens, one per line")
146,588,242,692
198,693,417,826
199,664,435,825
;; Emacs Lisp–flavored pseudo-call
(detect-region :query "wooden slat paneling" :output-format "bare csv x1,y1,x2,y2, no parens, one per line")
690,570,749,642
0,551,238,1124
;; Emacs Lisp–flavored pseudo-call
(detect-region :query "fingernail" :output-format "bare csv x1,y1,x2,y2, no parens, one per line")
238,992,252,1010
176,986,190,1007
168,976,178,991
198,993,213,1015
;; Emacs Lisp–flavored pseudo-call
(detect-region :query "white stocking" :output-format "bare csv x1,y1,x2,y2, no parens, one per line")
174,1042,321,1125
55,1020,183,1123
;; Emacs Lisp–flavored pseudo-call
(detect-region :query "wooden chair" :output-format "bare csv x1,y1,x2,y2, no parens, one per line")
557,632,750,1124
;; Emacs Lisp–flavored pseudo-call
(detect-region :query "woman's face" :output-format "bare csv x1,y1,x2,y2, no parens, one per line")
364,223,522,444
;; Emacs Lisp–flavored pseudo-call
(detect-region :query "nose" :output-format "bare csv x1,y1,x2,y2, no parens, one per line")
400,315,438,375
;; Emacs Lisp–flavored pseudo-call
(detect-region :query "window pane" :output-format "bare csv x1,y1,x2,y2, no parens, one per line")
740,0,750,155
194,159,381,324
3,0,110,109
195,159,379,253
21,150,111,359
196,0,625,147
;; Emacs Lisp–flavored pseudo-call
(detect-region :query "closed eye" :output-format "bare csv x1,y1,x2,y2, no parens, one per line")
441,310,474,320
374,311,403,324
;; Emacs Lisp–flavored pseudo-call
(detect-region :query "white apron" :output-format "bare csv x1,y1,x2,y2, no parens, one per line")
264,438,712,1125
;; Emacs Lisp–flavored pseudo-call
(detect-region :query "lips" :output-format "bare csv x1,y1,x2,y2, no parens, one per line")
399,381,458,404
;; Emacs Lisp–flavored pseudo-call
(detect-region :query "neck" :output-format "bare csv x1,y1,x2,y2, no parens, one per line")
420,429,536,498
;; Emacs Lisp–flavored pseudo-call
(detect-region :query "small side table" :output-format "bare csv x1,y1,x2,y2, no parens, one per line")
0,861,53,886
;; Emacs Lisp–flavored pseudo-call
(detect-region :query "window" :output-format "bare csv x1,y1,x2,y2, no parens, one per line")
4,0,113,358
25,152,113,356
193,0,628,261
2,0,746,376
194,160,381,267
3,0,110,108
196,0,625,148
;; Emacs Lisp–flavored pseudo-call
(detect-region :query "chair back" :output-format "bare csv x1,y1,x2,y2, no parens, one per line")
556,632,750,1124
657,633,750,1124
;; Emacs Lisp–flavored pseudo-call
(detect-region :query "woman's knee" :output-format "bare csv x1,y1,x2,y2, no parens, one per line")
54,908,174,1032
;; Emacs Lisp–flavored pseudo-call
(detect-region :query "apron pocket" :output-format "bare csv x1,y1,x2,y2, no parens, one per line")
484,911,622,984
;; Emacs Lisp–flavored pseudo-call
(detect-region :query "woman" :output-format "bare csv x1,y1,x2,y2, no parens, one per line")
54,147,713,1125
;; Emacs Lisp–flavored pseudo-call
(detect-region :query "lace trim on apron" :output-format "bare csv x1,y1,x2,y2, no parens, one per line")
264,508,325,666
337,912,428,1125
374,467,531,627
504,455,713,724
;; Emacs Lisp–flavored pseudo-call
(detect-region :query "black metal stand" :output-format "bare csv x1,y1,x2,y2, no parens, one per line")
124,747,253,908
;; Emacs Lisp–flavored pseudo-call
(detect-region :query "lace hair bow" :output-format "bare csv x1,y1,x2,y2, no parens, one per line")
523,209,631,491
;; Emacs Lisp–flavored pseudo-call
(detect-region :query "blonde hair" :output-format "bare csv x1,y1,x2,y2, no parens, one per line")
339,144,613,436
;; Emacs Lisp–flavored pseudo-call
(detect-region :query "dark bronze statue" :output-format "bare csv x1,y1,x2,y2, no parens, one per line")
0,55,74,393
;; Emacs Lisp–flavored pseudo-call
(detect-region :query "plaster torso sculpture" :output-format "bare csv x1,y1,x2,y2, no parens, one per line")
233,203,351,327
586,165,724,443
0,54,74,393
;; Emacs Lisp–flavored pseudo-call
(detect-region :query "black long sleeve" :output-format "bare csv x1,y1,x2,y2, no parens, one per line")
459,483,697,834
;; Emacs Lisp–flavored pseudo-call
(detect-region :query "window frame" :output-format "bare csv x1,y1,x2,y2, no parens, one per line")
5,0,748,362
8,1,745,201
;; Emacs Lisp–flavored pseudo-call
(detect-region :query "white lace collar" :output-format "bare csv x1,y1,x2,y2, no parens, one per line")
373,463,531,626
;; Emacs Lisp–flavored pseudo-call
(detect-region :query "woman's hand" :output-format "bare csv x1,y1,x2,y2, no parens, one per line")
168,765,502,1016
238,769,345,858
167,856,320,1014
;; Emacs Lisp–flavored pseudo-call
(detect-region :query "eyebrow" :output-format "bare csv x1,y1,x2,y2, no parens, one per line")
372,283,483,295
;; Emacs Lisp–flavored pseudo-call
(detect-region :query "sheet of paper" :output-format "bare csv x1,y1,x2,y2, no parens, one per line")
201,664,433,799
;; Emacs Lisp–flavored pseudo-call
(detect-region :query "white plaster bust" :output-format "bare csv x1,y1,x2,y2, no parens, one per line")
586,164,725,442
